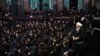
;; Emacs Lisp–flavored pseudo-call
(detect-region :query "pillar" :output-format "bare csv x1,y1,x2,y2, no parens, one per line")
17,0,24,17
24,0,30,11
1,0,7,11
57,0,64,10
83,0,92,14
92,0,96,7
53,0,57,17
39,0,43,10
11,0,18,17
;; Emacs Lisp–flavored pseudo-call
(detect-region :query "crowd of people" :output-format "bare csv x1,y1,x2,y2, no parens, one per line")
0,6,94,56
0,15,92,56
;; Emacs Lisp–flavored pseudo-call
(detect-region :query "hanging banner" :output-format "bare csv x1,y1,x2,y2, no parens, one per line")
64,0,69,9
78,0,83,9
49,0,53,9
43,0,49,9
6,0,11,5
30,0,39,10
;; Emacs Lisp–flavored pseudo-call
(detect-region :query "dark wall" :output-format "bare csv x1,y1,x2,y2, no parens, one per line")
96,0,100,9
69,0,78,9
92,19,100,28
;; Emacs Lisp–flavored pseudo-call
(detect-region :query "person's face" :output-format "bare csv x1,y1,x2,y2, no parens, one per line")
76,25,81,29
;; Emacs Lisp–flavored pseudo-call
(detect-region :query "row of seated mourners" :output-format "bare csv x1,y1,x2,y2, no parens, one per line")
0,15,92,56
27,9,85,17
